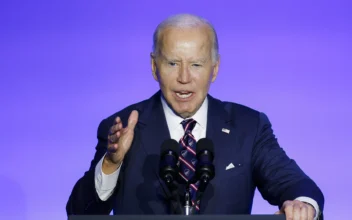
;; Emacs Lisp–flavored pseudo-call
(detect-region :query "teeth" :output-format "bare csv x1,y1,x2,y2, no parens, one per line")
176,92,192,99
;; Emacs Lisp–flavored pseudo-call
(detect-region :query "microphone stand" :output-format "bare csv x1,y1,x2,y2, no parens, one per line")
183,178,210,215
183,183,193,215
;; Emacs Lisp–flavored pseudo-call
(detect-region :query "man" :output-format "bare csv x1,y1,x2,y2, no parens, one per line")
66,14,324,219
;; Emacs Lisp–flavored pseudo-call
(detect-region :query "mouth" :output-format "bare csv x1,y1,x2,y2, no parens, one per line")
174,91,194,101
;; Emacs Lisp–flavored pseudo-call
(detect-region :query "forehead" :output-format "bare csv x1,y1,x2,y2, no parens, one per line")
158,26,213,56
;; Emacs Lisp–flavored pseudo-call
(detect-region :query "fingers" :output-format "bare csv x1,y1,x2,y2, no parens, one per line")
110,117,122,136
307,204,316,219
302,202,315,220
299,204,308,220
292,202,300,220
282,201,294,220
110,110,139,137
279,200,315,220
109,116,124,143
127,110,139,130
107,143,118,153
106,111,138,153
108,131,120,144
107,116,122,154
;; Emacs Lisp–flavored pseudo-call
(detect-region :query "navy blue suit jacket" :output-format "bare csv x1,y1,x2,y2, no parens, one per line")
66,91,324,216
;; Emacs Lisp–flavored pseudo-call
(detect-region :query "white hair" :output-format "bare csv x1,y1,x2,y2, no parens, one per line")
152,14,219,62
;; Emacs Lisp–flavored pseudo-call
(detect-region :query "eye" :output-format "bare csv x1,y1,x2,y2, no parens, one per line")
192,64,202,67
168,62,177,66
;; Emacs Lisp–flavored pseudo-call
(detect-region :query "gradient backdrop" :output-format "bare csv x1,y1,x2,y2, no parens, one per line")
1,0,351,219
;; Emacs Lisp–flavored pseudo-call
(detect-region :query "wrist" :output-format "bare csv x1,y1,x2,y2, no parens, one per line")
102,155,122,174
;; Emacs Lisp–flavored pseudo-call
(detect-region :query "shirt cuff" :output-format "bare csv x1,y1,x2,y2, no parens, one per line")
295,196,320,220
94,153,121,201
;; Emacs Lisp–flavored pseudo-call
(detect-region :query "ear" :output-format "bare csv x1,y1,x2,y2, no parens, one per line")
150,52,159,82
211,55,220,83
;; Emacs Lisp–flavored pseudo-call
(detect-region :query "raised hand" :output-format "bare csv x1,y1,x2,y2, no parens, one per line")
102,110,139,174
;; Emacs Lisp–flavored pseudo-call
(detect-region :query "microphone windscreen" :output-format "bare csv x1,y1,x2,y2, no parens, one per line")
196,138,214,155
160,139,180,156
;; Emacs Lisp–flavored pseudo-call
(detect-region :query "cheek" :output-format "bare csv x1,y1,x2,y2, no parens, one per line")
194,75,212,90
158,75,174,92
158,73,180,88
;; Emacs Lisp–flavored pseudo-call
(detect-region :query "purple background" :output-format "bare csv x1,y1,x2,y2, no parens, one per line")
0,0,351,219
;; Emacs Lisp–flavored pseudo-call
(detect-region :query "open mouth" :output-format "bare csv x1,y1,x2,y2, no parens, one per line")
174,91,194,100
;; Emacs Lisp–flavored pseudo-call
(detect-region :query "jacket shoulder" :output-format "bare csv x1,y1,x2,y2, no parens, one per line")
219,99,272,132
224,101,259,116
219,98,262,121
97,98,150,136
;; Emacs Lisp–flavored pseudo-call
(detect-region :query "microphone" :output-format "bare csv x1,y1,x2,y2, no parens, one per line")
159,139,180,185
159,139,184,214
196,138,215,192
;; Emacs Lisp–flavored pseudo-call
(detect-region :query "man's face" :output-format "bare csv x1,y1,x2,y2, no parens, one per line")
151,26,220,118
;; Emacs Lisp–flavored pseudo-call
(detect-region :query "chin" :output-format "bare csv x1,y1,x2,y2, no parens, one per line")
178,112,194,119
173,107,196,118
164,95,199,118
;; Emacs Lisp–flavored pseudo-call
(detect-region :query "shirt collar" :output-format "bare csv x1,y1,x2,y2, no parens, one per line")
161,94,208,131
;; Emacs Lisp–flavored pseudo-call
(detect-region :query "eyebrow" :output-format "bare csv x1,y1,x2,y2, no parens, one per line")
159,52,209,63
159,53,180,62
192,58,208,63
164,56,209,64
166,58,182,63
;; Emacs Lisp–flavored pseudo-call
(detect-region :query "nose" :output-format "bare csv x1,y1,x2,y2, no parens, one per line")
177,64,191,84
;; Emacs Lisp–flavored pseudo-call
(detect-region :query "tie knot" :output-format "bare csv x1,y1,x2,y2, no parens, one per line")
181,118,197,133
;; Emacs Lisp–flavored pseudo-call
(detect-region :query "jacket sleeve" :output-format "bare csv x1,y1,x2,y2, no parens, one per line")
66,118,118,215
251,112,324,216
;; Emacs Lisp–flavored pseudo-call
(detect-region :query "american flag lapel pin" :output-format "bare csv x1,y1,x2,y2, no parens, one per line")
222,128,230,134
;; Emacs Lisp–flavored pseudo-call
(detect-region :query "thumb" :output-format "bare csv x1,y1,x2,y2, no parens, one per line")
275,210,284,215
127,110,139,130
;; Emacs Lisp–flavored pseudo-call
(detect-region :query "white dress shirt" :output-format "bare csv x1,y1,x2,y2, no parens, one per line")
94,96,319,219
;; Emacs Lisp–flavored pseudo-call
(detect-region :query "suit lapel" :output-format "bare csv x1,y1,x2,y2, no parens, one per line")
206,94,233,140
133,91,180,213
137,91,171,162
206,94,235,174
200,94,236,213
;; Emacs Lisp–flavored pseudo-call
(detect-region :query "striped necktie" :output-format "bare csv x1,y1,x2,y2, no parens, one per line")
178,118,200,213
